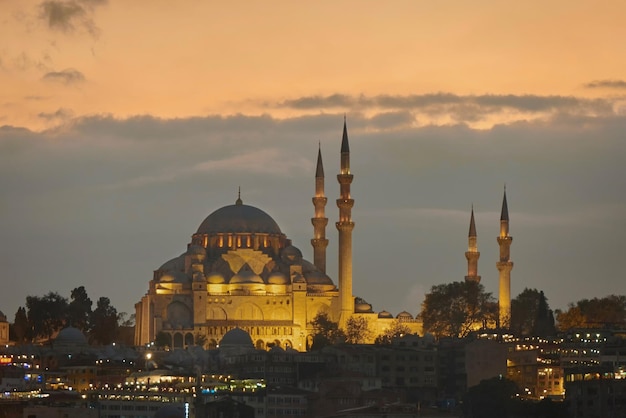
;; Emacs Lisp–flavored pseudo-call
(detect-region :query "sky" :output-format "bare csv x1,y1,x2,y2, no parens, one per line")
1,0,626,323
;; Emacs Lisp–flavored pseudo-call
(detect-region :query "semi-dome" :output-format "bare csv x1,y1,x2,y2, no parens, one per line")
158,255,184,272
197,201,282,235
220,327,254,348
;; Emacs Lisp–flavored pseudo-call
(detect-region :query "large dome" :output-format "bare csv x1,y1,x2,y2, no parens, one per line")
197,202,282,235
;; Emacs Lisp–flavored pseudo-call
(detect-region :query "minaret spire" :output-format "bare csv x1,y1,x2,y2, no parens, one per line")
311,143,329,273
465,205,481,283
497,187,514,329
336,117,355,326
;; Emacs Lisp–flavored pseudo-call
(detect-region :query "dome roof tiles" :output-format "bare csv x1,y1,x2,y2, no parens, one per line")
197,203,282,235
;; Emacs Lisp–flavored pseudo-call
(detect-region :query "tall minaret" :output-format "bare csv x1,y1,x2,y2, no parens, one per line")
336,117,355,326
496,188,513,329
464,206,481,283
311,144,329,273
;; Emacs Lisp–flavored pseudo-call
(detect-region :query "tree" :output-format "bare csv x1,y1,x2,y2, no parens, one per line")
556,295,626,331
374,320,412,345
26,292,68,341
462,376,520,418
420,281,496,339
309,312,345,350
12,306,30,344
510,288,555,337
118,312,136,327
89,297,119,345
67,286,92,332
345,316,372,344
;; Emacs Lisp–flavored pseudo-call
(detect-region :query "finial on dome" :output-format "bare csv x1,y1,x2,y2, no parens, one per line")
236,187,242,205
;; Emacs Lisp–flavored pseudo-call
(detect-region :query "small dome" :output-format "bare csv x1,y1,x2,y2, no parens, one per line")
56,326,88,345
397,311,414,319
281,246,302,264
267,271,289,285
220,328,254,348
378,310,393,318
160,271,189,283
197,203,282,235
207,272,226,284
355,301,373,313
230,270,264,284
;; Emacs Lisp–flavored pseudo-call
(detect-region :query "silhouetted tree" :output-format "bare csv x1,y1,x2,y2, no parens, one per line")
374,320,412,345
68,286,92,332
89,297,119,345
310,312,345,350
420,281,496,339
12,306,30,344
118,312,135,327
462,376,520,418
345,316,372,344
511,288,555,337
26,292,68,341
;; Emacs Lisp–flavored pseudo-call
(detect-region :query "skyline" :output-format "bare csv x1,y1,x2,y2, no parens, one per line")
1,1,626,322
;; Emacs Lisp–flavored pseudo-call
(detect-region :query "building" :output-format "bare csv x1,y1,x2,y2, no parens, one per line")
134,119,421,350
0,310,8,346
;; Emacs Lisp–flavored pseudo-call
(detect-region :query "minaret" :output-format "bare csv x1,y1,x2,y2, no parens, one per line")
336,117,355,326
464,206,481,283
496,188,513,329
311,144,329,273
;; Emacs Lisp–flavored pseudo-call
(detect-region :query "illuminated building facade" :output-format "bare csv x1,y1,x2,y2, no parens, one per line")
134,120,422,350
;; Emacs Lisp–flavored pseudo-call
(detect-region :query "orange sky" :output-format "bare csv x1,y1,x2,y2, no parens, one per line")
3,0,626,129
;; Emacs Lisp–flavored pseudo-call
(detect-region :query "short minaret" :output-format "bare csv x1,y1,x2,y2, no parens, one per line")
311,144,329,273
464,206,481,283
336,117,355,326
496,188,514,329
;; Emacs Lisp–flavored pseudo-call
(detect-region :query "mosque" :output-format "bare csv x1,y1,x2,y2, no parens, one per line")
134,120,422,351
134,119,514,350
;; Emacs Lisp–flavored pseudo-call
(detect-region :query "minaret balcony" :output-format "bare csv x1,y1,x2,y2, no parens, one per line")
337,174,354,184
336,199,354,209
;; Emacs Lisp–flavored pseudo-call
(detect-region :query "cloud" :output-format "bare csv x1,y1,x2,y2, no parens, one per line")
38,107,74,120
38,0,107,37
584,79,626,89
274,93,615,126
42,68,85,84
